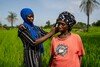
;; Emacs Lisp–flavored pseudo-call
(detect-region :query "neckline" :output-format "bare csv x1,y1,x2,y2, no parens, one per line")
57,33,72,41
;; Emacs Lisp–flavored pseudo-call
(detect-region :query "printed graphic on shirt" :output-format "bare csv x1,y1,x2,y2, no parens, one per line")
56,44,68,56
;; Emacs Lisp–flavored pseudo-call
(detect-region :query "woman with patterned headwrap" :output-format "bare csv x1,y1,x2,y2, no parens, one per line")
18,8,56,67
49,11,85,67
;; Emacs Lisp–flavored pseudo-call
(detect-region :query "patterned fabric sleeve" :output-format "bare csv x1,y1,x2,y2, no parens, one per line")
18,28,36,47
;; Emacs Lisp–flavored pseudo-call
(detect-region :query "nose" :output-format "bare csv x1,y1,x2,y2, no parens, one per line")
30,17,33,20
30,17,34,21
59,24,63,28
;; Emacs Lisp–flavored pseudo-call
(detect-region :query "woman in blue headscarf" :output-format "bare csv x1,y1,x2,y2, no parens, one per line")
18,8,56,67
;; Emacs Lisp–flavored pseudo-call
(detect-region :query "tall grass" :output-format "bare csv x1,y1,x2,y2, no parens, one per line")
0,29,23,67
77,27,100,67
0,27,100,67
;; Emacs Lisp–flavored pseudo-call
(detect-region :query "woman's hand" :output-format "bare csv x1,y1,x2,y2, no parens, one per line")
50,26,56,34
50,26,59,34
18,24,26,31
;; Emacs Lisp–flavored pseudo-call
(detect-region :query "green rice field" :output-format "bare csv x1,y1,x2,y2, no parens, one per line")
0,27,100,67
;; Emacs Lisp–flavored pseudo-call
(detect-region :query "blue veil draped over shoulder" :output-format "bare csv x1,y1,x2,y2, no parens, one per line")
20,8,44,53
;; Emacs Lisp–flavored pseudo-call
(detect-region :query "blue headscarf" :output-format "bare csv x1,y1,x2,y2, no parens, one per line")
20,8,44,53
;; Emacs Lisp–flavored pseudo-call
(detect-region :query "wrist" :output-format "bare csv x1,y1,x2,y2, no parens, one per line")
50,31,55,34
48,32,54,37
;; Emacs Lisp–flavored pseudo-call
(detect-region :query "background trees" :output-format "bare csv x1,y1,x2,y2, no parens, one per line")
92,20,100,26
79,0,100,32
6,12,17,28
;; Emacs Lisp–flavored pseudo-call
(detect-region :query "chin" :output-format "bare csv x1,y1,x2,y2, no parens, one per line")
30,20,33,23
58,30,63,32
59,30,67,33
29,21,33,23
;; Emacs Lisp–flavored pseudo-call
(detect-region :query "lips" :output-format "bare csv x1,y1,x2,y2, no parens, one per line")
58,28,63,32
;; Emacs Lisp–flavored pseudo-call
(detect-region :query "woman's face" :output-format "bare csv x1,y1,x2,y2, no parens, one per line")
57,20,68,33
27,14,34,23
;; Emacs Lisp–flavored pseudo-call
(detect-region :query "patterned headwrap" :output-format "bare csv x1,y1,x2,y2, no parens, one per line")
57,11,76,31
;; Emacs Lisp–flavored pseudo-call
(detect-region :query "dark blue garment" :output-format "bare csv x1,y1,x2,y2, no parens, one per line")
20,8,44,53
23,22,44,53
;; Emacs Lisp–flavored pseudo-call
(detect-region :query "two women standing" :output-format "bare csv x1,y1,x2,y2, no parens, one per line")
18,8,85,67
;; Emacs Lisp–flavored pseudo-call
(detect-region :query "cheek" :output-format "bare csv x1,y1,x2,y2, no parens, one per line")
26,17,30,20
63,27,67,31
58,26,66,32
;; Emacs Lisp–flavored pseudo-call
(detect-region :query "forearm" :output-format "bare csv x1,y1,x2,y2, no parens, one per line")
35,32,54,45
18,29,54,46
18,25,56,46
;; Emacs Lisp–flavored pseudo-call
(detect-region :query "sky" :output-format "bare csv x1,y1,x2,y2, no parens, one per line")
0,0,100,26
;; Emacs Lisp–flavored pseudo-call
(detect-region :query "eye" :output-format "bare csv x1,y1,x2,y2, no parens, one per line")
27,14,34,18
28,16,33,18
58,23,66,26
61,23,66,26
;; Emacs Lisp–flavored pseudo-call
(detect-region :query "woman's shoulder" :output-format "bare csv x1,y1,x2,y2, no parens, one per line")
52,36,57,39
51,36,59,40
71,33,81,39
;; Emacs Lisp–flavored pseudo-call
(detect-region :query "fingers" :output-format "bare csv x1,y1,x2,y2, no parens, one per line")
50,26,58,34
18,24,26,31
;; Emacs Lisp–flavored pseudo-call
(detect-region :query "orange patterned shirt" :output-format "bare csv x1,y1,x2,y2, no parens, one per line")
50,33,85,67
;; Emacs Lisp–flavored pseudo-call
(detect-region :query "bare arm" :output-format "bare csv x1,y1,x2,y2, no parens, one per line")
32,26,55,45
18,25,56,46
35,31,54,45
